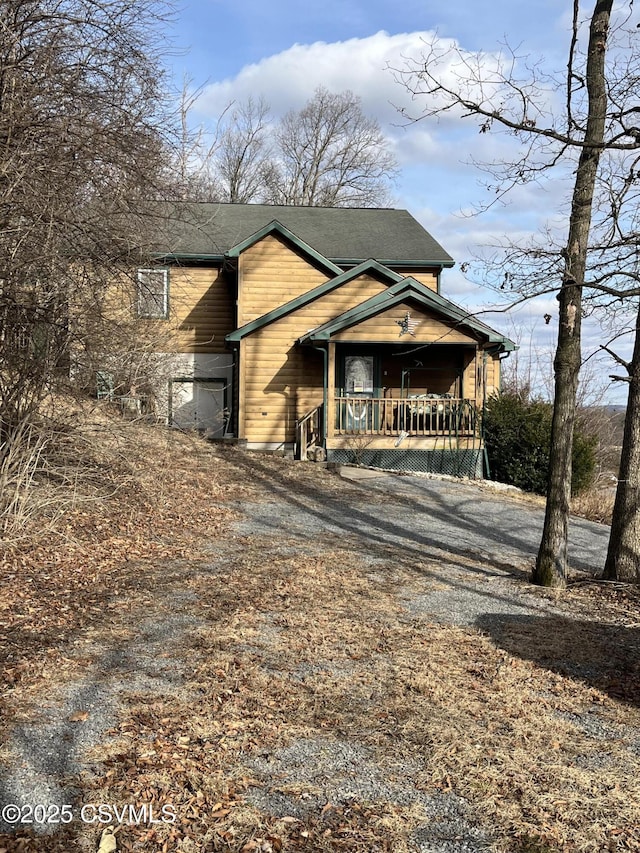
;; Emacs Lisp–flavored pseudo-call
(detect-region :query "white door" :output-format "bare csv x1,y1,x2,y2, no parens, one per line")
171,380,227,436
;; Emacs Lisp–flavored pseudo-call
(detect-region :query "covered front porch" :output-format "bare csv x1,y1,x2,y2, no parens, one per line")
230,262,513,466
297,341,490,474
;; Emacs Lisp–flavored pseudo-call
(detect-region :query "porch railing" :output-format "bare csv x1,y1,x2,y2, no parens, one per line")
296,404,324,460
334,396,478,437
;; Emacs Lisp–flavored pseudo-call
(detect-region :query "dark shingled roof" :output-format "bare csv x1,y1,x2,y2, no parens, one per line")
151,202,454,267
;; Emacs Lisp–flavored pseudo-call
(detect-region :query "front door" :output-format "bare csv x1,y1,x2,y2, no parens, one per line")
344,355,376,397
339,353,381,431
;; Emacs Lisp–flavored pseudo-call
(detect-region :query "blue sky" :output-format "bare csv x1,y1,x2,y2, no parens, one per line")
164,1,630,403
170,0,567,80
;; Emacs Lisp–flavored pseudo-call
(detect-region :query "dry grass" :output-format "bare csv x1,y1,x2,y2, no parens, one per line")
0,412,638,852
571,486,616,525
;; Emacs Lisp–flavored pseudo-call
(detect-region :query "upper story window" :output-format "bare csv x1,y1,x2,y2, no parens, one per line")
137,268,168,319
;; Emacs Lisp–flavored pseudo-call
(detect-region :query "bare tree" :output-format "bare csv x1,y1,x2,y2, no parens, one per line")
179,87,397,207
532,0,612,587
262,87,397,207
216,96,272,203
172,77,224,200
588,125,640,584
0,0,177,523
602,307,640,580
394,0,640,587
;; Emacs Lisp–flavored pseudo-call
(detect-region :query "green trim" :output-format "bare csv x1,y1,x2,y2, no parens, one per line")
486,340,519,355
152,252,224,263
299,277,516,352
226,259,405,343
332,258,455,269
310,344,329,451
225,219,343,276
150,253,455,270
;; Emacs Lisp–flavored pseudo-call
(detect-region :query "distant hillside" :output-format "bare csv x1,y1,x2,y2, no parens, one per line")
580,405,625,475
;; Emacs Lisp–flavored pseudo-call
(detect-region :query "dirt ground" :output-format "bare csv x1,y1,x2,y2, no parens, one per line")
0,431,639,853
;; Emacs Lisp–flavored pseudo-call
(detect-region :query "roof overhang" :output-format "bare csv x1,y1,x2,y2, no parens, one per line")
298,278,517,352
151,252,225,264
331,258,455,270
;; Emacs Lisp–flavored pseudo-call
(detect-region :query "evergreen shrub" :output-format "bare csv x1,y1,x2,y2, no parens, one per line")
483,392,596,496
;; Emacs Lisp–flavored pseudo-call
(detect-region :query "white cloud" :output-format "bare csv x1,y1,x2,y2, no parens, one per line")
197,30,425,120
196,28,518,134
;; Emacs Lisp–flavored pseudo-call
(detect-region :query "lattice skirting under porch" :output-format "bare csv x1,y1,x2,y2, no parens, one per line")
326,448,484,478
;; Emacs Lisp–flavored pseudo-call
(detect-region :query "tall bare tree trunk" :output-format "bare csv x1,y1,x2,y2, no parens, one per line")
533,0,612,587
604,303,640,582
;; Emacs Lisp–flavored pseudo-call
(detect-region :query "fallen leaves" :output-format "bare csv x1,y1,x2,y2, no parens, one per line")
0,430,639,852
68,710,90,723
0,427,235,727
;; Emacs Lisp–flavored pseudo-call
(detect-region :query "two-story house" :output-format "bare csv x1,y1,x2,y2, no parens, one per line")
127,202,514,476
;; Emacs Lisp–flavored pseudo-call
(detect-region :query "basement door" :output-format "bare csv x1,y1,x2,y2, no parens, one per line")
171,379,227,436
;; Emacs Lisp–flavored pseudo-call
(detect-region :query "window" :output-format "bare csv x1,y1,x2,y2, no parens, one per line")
137,268,168,319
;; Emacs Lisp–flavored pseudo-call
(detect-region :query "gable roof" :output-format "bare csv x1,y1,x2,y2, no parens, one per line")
298,278,516,351
225,219,343,276
150,202,455,268
226,259,404,343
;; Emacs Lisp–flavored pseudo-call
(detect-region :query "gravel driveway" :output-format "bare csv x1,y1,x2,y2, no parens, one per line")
234,463,609,575
0,454,628,853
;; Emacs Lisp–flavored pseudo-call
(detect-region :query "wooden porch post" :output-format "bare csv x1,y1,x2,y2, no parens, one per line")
327,342,336,439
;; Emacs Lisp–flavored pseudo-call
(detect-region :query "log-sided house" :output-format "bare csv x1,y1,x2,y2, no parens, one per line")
134,202,515,476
